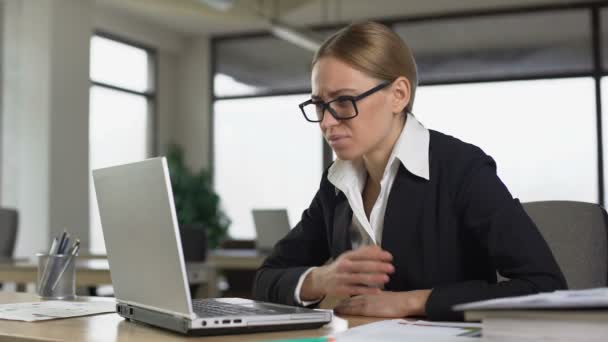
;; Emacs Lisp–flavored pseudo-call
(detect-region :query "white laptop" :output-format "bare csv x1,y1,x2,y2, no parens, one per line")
252,209,291,253
92,157,331,336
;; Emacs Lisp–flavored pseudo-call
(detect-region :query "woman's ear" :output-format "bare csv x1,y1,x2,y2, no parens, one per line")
390,76,411,114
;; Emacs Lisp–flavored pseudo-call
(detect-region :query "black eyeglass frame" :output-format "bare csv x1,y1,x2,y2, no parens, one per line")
298,81,392,123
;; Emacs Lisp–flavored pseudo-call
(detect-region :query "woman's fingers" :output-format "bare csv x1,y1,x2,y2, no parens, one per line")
345,245,393,262
337,272,390,287
334,284,382,297
338,260,394,274
335,296,364,308
334,296,367,315
324,245,397,297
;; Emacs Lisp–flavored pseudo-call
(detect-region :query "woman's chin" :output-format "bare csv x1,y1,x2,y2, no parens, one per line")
333,149,360,161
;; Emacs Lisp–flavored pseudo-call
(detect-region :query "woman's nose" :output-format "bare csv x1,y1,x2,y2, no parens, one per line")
319,109,339,130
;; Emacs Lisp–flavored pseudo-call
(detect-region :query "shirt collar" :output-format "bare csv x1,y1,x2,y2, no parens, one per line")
328,113,430,195
392,113,430,180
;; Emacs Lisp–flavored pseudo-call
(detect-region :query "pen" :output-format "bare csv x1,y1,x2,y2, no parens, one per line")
51,239,80,291
39,238,59,289
48,238,58,255
58,232,70,255
42,231,69,292
56,230,68,255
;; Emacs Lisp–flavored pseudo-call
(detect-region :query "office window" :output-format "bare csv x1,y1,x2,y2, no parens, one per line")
395,10,592,83
415,77,597,203
90,36,150,92
215,31,330,97
214,95,323,239
89,35,155,254
213,4,607,216
214,73,259,97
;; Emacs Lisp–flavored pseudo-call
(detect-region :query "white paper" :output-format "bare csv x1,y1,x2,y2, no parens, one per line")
332,319,481,341
454,287,608,311
0,301,116,322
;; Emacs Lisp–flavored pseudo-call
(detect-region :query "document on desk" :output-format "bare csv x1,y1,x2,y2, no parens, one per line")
0,301,116,322
332,319,481,341
454,287,608,311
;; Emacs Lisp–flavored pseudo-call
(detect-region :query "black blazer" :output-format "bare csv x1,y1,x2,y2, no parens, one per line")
253,130,567,321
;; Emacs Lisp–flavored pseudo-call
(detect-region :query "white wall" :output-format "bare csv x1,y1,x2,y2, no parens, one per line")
48,0,93,249
94,6,185,54
174,37,212,172
1,0,25,215
0,2,3,200
0,0,212,257
1,0,92,257
157,51,179,155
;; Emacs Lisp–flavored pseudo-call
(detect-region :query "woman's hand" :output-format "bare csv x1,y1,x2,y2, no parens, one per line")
300,245,395,301
334,289,432,318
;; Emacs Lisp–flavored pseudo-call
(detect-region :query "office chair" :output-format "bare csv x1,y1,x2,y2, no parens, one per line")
0,208,19,290
0,208,18,259
522,201,608,289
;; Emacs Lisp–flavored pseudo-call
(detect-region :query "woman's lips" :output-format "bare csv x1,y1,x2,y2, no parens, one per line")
327,135,349,147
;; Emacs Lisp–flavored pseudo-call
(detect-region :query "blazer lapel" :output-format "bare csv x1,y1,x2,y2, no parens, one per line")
331,193,352,259
382,165,430,290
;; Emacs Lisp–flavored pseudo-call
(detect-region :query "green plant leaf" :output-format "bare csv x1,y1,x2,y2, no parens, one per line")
165,143,231,248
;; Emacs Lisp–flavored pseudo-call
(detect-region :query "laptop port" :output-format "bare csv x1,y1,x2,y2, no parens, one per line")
234,319,242,323
222,319,230,324
129,308,133,315
202,321,206,326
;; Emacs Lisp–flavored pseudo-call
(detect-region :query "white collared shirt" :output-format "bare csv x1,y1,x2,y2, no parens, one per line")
294,114,431,305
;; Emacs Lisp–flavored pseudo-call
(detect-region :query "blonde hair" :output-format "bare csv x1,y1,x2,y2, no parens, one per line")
312,21,418,113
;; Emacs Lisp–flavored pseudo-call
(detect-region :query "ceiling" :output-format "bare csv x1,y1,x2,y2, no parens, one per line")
92,0,603,94
94,0,595,37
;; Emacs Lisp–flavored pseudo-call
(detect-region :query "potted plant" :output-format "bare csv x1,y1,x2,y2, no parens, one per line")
165,143,230,261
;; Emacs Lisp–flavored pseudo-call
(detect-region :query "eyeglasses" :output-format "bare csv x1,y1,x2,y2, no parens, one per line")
298,81,392,123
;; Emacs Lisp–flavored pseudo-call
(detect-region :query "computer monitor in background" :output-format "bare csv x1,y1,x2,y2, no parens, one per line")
252,209,291,253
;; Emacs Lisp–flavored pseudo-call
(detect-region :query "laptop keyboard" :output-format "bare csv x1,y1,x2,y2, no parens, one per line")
192,300,279,318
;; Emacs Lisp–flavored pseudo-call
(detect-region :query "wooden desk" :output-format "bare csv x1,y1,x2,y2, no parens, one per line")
0,259,111,288
0,292,377,342
0,259,218,297
206,249,266,270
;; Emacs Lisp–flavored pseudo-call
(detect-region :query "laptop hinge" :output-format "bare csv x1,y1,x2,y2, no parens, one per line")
117,303,191,333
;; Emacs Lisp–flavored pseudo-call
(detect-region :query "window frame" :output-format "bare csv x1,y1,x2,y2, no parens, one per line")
91,30,159,156
211,2,608,207
89,31,159,253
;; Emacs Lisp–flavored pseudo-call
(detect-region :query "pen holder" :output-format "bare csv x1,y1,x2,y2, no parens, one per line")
36,253,77,300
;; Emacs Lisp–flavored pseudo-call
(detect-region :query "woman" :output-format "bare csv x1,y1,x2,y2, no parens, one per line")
253,21,566,321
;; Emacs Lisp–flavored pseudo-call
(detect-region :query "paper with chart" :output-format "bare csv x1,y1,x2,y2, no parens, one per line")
0,301,116,322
